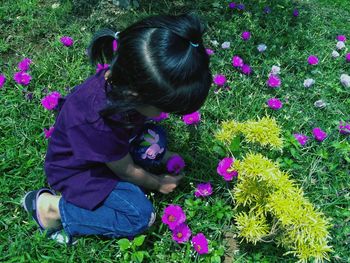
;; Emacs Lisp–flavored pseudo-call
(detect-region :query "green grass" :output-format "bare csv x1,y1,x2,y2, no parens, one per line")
1,0,349,262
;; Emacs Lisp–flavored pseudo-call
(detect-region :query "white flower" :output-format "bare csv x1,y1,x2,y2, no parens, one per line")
304,78,315,88
257,43,267,52
221,41,231,49
211,40,219,47
340,74,350,88
332,50,340,58
336,41,345,50
314,100,327,108
270,65,281,75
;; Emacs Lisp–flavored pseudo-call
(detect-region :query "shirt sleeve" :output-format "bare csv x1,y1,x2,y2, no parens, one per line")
66,123,130,163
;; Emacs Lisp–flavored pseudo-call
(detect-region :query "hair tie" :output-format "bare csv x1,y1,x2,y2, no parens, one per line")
190,41,199,47
114,31,120,39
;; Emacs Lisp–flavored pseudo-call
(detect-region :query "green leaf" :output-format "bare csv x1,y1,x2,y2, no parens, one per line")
229,136,240,153
117,238,131,251
212,145,226,156
131,251,144,263
210,255,221,263
133,235,146,247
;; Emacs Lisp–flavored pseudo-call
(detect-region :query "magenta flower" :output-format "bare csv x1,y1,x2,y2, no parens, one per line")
228,2,236,9
345,53,350,62
41,91,61,110
232,56,244,67
13,71,32,86
192,233,209,255
337,35,346,42
195,182,213,198
241,31,251,41
205,48,214,55
293,9,299,17
267,98,283,110
161,205,186,230
312,127,327,141
172,223,191,244
217,157,238,181
60,36,74,47
241,64,252,75
152,112,169,122
18,58,32,72
307,55,319,65
113,39,118,52
96,63,109,73
166,155,185,174
182,111,201,125
213,74,227,86
339,121,350,135
0,74,6,88
44,126,55,139
267,75,281,88
293,133,308,146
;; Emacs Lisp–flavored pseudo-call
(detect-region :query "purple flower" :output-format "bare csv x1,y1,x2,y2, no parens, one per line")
205,48,214,55
257,44,267,52
217,157,238,181
0,74,6,88
152,112,169,122
312,127,327,141
213,74,227,86
241,31,251,41
293,9,299,17
339,121,350,135
24,91,33,101
293,134,308,146
267,75,281,88
182,111,201,125
337,35,346,42
13,71,32,86
192,233,209,255
161,204,186,230
195,182,213,198
345,53,350,62
172,223,191,243
113,39,118,52
307,55,319,65
96,63,109,73
241,64,252,75
44,126,55,139
228,2,236,9
267,98,283,110
18,58,32,72
166,155,185,174
60,36,74,47
41,91,61,110
237,3,245,10
264,6,271,14
232,56,244,67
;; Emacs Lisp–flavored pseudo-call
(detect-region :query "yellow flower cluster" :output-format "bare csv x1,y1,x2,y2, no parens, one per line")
232,153,332,262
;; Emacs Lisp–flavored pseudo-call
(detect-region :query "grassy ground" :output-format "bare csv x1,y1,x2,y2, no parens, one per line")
0,0,349,262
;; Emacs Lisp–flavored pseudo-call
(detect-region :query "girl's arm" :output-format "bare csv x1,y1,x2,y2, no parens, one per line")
106,153,183,194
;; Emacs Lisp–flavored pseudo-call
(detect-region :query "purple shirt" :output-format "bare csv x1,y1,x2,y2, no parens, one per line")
44,70,146,210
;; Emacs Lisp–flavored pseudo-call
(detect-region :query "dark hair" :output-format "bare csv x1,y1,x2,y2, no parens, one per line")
87,13,212,119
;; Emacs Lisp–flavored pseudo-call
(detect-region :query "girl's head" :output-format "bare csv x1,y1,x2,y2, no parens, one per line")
88,13,212,118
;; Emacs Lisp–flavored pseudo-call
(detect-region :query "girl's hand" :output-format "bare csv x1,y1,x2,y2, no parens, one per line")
158,173,184,194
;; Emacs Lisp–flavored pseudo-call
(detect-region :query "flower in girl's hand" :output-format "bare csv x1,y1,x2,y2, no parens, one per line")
182,111,201,125
152,112,169,122
60,36,74,47
172,223,191,243
167,155,185,174
191,233,209,255
195,183,213,198
217,157,238,181
41,91,61,110
162,204,186,230
44,126,55,139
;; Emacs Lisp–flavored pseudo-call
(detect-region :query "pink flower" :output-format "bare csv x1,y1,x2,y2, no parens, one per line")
307,55,319,65
232,56,244,67
213,74,227,86
339,121,350,135
345,53,350,62
267,98,283,110
96,63,109,73
13,71,32,86
241,31,251,41
217,157,238,181
0,74,6,88
41,91,61,110
161,205,186,230
18,58,32,72
60,36,74,47
167,155,185,174
293,133,308,146
195,182,213,198
113,39,118,52
267,75,281,88
191,233,209,255
312,127,327,141
205,48,214,55
44,126,55,139
172,223,191,243
241,64,252,75
152,112,169,122
182,111,201,125
337,35,346,42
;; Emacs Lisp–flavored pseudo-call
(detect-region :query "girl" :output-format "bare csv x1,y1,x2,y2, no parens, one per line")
22,13,212,244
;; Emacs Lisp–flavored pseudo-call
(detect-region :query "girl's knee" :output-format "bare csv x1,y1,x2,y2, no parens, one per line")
133,202,156,233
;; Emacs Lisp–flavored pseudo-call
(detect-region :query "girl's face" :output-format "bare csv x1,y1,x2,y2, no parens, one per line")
136,105,163,117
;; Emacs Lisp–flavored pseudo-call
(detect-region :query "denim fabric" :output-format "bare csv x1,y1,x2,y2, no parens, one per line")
59,181,155,238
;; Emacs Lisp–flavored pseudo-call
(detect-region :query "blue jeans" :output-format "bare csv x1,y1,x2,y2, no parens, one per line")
59,182,155,238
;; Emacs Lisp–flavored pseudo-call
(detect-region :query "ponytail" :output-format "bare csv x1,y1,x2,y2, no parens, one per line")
87,28,117,65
